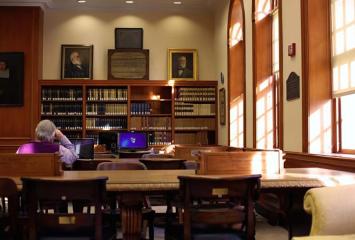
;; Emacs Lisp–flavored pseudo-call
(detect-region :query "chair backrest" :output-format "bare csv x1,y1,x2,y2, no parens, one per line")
72,159,112,170
179,174,261,240
141,153,174,158
139,158,186,170
0,153,62,176
21,177,108,240
96,161,147,170
199,150,282,175
0,178,19,239
174,145,228,162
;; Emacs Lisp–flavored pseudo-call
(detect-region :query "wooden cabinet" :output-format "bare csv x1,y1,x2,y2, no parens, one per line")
39,80,218,146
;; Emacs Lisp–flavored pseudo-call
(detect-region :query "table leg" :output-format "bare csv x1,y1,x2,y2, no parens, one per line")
120,192,144,240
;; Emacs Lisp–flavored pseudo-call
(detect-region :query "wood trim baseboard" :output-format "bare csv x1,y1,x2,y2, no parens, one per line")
284,151,355,172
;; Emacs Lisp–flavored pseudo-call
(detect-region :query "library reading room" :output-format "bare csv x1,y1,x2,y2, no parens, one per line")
1,0,355,239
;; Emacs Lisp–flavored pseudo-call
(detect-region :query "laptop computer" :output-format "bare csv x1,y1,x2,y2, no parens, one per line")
69,138,95,159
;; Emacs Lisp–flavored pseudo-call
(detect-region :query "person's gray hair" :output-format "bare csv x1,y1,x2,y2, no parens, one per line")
35,119,56,142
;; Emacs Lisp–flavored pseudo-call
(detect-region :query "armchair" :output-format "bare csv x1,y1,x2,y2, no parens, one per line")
293,184,355,240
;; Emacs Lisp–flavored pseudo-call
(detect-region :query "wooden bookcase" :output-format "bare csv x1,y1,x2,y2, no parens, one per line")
39,80,218,146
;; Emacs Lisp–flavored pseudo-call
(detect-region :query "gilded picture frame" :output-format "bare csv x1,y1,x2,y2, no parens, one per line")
168,49,198,80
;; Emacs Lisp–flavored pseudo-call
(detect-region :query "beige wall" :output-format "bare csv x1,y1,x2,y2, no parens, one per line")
43,9,216,80
282,0,303,152
213,0,303,151
214,0,229,146
43,2,304,150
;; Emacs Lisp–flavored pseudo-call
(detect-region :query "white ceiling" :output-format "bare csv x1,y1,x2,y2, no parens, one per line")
0,0,221,11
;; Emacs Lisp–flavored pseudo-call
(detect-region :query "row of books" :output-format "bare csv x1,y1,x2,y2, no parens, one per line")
148,132,172,146
131,103,152,115
41,103,83,116
86,118,127,130
175,87,215,102
87,88,128,101
42,88,82,101
86,103,127,116
49,118,82,130
175,102,215,116
130,117,172,130
66,133,82,139
175,118,215,130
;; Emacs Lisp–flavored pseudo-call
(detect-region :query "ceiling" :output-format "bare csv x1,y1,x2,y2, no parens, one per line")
0,0,221,11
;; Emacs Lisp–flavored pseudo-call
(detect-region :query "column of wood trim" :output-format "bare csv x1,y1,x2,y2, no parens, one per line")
252,1,257,148
301,0,332,153
301,0,309,153
227,0,247,147
278,0,284,149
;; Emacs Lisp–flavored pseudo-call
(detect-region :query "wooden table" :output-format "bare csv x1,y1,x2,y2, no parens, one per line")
12,170,195,240
10,168,355,240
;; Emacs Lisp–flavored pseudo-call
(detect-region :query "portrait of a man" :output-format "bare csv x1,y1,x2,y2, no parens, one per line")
61,45,93,79
168,49,197,80
0,52,24,106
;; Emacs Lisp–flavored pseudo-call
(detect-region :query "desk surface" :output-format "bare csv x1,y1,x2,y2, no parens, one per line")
12,169,195,192
262,168,355,188
10,168,355,192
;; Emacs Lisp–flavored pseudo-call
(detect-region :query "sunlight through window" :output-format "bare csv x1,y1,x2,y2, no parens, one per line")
230,96,244,147
309,101,332,153
332,0,355,96
255,0,271,21
256,77,274,149
340,94,355,149
229,22,243,47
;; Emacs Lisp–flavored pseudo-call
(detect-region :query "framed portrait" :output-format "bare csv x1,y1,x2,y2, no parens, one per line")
219,88,226,125
61,45,93,79
168,49,198,80
0,52,24,106
115,28,143,49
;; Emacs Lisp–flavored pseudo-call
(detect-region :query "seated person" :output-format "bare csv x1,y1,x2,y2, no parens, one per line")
17,119,78,165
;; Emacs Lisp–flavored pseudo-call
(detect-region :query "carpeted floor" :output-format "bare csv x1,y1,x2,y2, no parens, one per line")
151,214,288,240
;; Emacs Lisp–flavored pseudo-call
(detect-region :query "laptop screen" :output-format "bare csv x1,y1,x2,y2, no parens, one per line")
69,138,95,159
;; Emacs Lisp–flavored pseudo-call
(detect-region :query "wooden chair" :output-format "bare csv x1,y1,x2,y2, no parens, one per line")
96,162,155,240
21,177,108,240
139,158,186,170
179,174,261,240
97,161,147,170
0,178,19,240
72,159,113,170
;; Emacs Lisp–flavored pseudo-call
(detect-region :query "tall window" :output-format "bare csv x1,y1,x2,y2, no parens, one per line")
254,0,281,149
229,0,245,147
332,0,355,153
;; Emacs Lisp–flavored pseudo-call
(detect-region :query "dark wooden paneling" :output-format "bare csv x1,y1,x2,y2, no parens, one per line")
301,0,332,152
0,7,43,150
284,151,355,172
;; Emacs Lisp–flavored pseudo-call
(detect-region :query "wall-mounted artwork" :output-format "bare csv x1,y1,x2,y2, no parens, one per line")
115,28,143,49
219,88,226,125
61,45,93,79
108,49,149,80
168,49,198,80
0,52,24,106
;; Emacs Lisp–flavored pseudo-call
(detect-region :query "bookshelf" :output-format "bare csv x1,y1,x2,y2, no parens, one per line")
174,87,216,145
39,80,218,146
